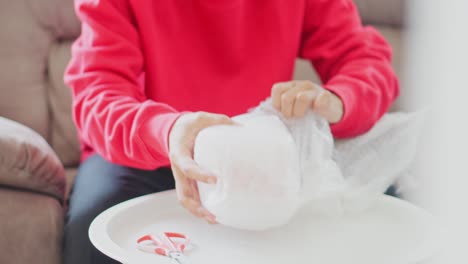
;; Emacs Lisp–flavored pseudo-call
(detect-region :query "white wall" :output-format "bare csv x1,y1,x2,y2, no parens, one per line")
404,0,468,262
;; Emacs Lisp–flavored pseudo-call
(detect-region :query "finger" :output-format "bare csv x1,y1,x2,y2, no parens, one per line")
173,166,218,223
187,177,218,224
280,84,308,118
175,156,217,184
179,194,217,223
194,113,235,131
206,114,235,126
201,208,218,224
271,83,290,110
293,82,321,117
313,90,330,113
181,197,215,220
293,90,316,117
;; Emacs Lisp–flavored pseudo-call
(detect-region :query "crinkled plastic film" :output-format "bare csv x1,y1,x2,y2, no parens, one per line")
195,99,423,230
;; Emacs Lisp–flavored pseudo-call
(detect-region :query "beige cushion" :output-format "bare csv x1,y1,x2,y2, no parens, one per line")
0,0,81,165
0,189,62,264
354,0,405,26
0,1,53,140
0,117,66,201
64,167,78,202
28,0,80,40
48,42,81,167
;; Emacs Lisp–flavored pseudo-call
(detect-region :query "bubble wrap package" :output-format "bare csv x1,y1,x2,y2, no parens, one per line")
194,114,302,230
194,99,423,230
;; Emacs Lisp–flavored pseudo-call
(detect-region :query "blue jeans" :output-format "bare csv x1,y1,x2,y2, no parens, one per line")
385,185,399,197
63,155,175,264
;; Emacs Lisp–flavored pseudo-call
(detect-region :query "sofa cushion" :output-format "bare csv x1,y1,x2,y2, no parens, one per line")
354,0,405,26
0,117,66,201
0,189,63,264
64,167,77,202
48,42,81,167
0,0,81,165
28,0,80,41
0,1,53,140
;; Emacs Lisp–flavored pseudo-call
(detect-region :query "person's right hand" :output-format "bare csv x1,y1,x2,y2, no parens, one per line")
168,112,235,224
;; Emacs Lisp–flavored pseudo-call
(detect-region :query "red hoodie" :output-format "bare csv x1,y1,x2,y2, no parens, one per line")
65,0,399,170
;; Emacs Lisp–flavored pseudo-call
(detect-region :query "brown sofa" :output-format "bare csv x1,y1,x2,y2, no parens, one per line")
0,0,405,263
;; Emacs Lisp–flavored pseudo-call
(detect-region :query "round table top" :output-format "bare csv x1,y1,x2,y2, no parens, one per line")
90,190,440,264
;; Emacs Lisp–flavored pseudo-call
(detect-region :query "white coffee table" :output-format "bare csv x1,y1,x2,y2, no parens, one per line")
89,190,440,264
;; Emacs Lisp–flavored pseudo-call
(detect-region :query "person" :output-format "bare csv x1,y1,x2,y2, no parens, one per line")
63,0,399,263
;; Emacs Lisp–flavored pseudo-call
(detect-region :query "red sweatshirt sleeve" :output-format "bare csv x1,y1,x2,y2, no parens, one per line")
300,0,400,138
65,0,181,169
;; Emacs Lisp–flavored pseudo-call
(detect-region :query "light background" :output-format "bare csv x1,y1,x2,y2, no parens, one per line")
405,0,468,262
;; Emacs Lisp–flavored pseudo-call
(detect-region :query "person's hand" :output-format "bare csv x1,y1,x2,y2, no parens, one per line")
168,112,234,224
271,80,344,123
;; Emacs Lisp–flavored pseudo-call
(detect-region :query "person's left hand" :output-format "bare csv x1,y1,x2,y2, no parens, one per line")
271,80,344,123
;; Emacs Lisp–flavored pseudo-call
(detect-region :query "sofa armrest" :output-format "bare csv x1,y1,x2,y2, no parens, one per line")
0,117,66,203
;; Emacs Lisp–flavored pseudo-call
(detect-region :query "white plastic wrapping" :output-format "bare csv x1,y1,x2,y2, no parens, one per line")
194,114,302,230
331,111,425,212
194,99,424,230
